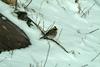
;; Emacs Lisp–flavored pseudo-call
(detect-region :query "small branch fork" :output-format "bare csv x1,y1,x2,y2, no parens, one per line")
81,3,95,17
44,38,69,53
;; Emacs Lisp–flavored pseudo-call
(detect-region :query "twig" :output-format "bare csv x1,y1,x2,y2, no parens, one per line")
86,28,99,34
81,64,88,67
44,37,69,53
77,30,97,52
25,0,32,8
28,18,45,35
91,52,100,62
81,3,95,17
43,40,51,67
40,0,47,9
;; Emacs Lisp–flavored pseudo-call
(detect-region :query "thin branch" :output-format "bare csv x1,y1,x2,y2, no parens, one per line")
44,37,69,53
81,3,95,17
25,0,32,8
77,30,97,52
28,18,45,35
91,52,100,62
56,0,66,10
40,0,47,9
81,64,88,67
86,28,99,34
43,41,51,67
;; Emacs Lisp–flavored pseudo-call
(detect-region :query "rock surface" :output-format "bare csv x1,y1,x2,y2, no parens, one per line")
0,13,31,53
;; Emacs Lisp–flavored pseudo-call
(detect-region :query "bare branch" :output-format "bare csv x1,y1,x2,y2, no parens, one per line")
56,0,66,11
43,41,51,67
91,52,100,62
81,3,95,17
24,0,32,8
43,37,69,53
28,18,45,35
86,28,99,34
81,64,88,67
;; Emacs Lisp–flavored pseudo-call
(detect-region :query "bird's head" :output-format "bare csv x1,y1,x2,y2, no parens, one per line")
53,26,57,30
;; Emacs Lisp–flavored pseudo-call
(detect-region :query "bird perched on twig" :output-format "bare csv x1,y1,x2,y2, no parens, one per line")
15,11,33,27
40,26,58,39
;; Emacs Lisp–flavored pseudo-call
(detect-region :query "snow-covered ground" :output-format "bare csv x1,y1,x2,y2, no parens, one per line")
0,0,100,67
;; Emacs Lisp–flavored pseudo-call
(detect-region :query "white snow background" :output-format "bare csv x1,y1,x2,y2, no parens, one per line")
0,0,100,67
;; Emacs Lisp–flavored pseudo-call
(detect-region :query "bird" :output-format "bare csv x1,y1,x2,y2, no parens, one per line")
40,26,58,39
15,11,28,21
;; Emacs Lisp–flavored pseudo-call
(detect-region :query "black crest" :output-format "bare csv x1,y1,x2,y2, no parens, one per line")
0,13,31,53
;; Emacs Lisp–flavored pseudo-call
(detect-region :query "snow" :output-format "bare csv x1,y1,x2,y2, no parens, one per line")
0,0,100,67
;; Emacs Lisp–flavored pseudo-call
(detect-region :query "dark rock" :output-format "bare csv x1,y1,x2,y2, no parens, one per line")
0,13,31,53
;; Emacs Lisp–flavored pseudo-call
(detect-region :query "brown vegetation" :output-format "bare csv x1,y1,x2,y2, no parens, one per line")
2,0,16,6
